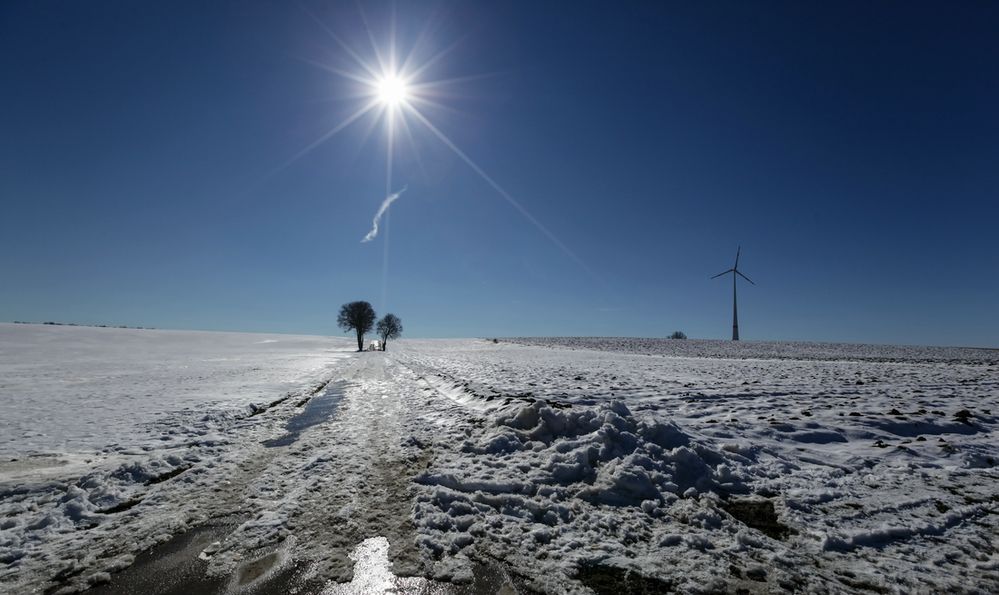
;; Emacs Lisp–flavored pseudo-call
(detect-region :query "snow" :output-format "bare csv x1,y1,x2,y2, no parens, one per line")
506,336,999,363
2,326,997,593
399,339,999,592
0,323,348,457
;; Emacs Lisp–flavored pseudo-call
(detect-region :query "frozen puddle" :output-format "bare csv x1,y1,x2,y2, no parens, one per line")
263,381,349,447
324,537,517,595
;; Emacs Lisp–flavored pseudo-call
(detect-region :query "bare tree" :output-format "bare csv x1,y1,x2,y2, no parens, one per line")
338,301,376,351
376,314,403,351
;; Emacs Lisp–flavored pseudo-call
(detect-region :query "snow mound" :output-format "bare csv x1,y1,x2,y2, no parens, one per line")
413,400,753,579
478,400,747,503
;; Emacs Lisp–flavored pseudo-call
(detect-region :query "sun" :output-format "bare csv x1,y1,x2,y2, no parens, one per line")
375,75,410,106
290,10,593,282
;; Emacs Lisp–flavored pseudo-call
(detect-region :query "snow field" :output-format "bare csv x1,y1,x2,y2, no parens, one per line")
0,323,347,457
1,327,997,594
400,339,999,593
0,324,355,593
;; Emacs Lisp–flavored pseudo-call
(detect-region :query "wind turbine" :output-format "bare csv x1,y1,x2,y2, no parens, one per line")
711,246,755,341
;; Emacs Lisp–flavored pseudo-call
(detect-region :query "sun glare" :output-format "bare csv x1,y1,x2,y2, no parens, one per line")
376,75,409,106
290,12,591,280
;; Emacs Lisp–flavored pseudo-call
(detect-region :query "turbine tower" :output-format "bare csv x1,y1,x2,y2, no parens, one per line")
711,246,755,341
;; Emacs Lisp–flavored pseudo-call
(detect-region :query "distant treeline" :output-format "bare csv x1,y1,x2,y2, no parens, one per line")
11,321,155,330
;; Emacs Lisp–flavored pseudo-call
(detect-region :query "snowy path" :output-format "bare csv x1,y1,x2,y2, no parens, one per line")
2,327,997,594
1,336,513,594
213,353,436,583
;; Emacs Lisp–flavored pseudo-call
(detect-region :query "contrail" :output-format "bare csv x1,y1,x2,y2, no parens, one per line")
362,186,407,243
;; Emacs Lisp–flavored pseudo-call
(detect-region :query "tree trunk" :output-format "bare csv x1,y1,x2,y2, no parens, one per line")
355,329,363,352
382,339,387,351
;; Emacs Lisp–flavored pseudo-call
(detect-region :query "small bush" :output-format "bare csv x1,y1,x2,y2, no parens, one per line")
669,331,687,340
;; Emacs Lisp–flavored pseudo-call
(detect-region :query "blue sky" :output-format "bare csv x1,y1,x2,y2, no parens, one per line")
1,1,997,346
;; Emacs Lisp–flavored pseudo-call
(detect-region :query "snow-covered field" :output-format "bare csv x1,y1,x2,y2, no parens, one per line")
2,325,997,594
506,336,999,363
0,324,348,458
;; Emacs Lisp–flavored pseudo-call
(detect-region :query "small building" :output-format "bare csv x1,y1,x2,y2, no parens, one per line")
367,339,382,351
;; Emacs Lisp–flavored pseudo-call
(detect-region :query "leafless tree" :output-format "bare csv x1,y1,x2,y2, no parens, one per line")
338,301,376,351
376,314,403,351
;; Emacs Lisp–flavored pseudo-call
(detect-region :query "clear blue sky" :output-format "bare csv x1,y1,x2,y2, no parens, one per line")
2,1,997,346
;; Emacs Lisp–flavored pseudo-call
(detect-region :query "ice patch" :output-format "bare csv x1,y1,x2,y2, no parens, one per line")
322,537,431,594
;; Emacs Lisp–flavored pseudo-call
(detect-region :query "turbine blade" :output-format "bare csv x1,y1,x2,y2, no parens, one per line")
711,269,734,279
734,246,741,269
736,270,755,285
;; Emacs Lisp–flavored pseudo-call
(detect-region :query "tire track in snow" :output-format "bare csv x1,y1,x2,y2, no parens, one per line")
205,353,452,588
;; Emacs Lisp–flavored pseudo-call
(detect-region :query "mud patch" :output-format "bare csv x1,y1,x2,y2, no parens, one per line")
84,521,235,595
83,517,312,595
99,498,143,515
722,498,794,540
576,563,673,594
235,551,282,587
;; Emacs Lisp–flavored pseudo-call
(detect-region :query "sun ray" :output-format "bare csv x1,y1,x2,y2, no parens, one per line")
397,3,450,77
409,70,509,93
405,36,467,82
394,108,430,182
271,99,379,177
388,6,398,75
299,3,381,81
296,56,374,86
357,2,389,79
404,103,597,280
381,104,395,312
